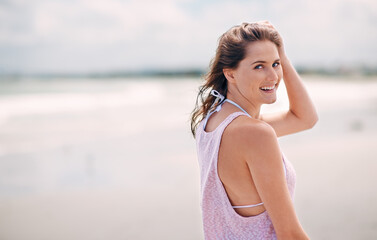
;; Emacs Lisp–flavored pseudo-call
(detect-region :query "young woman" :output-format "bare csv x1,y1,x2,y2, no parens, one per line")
191,21,318,239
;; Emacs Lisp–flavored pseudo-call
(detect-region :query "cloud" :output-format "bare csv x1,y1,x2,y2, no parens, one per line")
0,0,376,73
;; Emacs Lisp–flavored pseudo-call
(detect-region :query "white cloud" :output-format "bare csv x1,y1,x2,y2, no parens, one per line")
0,0,376,73
1,0,191,45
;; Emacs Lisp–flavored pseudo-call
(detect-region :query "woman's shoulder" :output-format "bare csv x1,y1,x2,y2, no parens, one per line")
225,116,278,147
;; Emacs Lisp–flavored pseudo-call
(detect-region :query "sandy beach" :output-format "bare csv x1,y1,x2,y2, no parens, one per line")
0,76,376,239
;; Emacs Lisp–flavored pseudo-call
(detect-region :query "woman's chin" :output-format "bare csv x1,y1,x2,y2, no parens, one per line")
263,96,277,104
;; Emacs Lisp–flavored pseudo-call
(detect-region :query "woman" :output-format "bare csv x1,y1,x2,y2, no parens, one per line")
190,21,318,239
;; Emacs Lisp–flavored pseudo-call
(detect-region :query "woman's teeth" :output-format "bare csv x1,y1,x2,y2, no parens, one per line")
260,85,275,91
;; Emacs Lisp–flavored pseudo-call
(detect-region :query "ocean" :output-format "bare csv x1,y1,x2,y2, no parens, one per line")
0,76,376,239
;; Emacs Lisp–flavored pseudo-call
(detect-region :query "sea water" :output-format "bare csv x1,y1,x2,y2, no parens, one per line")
0,76,376,239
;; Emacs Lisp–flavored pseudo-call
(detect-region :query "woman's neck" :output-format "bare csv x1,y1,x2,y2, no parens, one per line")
226,91,261,119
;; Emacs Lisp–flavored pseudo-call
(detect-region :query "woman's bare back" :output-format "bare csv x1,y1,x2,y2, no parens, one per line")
205,102,266,217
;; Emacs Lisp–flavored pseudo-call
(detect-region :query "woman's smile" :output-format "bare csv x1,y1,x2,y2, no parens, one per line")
260,83,278,93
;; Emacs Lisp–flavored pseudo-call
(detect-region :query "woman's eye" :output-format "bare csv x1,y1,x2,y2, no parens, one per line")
272,62,280,67
254,65,263,69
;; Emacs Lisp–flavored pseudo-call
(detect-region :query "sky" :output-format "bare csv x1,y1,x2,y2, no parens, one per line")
0,0,376,74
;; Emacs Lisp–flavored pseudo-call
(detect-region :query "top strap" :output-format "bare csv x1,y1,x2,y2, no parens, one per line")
202,90,225,130
203,90,252,130
224,99,252,118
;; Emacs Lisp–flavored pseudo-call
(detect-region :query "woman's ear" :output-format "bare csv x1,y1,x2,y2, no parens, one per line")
223,68,236,83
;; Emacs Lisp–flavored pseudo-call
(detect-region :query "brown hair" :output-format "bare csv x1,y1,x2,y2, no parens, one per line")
190,22,282,137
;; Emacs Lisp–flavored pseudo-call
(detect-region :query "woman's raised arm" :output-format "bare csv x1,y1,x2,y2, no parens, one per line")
259,22,318,137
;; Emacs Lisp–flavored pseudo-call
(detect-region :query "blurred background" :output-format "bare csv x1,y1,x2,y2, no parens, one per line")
0,0,376,239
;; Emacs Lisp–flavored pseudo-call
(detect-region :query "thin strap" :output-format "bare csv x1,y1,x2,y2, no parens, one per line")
202,104,222,130
224,99,252,118
202,90,225,130
232,202,263,209
203,91,253,130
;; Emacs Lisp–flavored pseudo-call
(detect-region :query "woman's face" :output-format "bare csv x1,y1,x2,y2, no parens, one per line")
230,40,282,105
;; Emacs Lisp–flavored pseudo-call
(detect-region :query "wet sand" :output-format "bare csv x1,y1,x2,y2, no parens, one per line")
0,76,376,239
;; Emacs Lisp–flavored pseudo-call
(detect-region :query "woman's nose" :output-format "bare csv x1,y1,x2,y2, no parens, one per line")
266,67,279,82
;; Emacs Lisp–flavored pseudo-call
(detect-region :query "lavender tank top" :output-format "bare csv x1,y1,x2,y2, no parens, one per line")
195,112,296,240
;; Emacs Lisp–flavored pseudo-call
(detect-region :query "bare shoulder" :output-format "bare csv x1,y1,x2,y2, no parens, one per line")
225,116,277,148
223,116,280,165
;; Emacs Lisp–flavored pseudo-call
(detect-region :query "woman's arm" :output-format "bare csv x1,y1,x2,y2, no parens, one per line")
238,120,310,239
260,22,318,137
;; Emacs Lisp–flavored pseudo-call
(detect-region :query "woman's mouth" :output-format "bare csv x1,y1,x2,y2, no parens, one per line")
260,84,276,93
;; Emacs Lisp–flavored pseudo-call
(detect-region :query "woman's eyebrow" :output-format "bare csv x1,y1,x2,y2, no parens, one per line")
251,59,280,65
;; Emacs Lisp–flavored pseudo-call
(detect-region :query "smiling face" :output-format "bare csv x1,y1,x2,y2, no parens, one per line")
227,40,282,106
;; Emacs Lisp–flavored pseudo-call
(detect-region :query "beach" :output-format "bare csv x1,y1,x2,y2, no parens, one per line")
0,76,376,239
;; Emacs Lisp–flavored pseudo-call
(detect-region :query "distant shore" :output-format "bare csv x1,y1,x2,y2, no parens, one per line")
0,65,376,80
